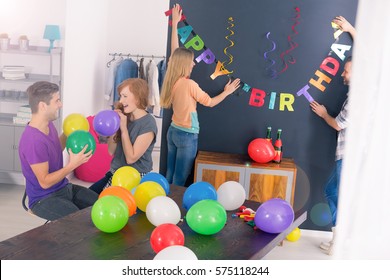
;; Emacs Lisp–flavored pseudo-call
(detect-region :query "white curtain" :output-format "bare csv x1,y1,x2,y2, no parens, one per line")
334,0,390,259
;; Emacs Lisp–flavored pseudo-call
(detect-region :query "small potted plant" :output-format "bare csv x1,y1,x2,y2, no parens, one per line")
19,35,29,51
0,33,10,51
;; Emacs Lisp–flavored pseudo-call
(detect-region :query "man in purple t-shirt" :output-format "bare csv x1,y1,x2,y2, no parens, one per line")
19,81,98,221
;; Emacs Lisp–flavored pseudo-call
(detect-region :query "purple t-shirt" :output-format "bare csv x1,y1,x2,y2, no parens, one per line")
19,122,68,208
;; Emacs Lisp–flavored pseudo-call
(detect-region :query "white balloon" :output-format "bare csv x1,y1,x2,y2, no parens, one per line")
146,196,181,226
217,181,246,211
153,245,198,260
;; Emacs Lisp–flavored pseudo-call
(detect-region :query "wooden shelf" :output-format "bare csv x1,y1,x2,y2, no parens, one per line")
194,150,297,205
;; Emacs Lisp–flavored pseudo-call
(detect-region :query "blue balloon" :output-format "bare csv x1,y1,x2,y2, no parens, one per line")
140,172,170,195
183,181,217,211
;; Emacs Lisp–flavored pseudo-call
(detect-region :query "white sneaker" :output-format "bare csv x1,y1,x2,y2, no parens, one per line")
319,241,331,250
319,227,336,252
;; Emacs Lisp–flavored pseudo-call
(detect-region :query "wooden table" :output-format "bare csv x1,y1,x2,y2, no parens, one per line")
0,185,306,260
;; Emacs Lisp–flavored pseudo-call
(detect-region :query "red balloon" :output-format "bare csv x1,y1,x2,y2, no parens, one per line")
150,224,185,253
248,138,276,163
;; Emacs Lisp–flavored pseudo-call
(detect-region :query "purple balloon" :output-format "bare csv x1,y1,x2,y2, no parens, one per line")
254,198,294,234
93,110,120,137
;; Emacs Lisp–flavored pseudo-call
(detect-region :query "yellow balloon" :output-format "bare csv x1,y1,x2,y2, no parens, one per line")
112,166,141,191
286,227,301,242
134,181,166,212
63,113,89,136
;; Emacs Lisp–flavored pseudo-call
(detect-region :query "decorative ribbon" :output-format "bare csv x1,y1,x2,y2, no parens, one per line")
263,31,278,78
221,17,235,73
278,7,301,75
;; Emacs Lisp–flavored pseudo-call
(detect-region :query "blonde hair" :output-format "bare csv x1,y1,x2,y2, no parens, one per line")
160,47,194,108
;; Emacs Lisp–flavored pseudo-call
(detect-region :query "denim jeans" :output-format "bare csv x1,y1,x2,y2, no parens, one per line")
166,125,198,186
89,171,113,194
31,183,98,221
324,159,342,226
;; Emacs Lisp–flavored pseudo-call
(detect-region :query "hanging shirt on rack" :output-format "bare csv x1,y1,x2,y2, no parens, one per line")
138,58,146,80
157,58,167,90
114,58,138,104
147,59,161,117
105,57,122,104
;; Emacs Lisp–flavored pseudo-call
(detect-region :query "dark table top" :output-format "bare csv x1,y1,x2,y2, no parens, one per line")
0,185,306,260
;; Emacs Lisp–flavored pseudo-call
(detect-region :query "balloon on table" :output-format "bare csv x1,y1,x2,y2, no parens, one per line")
286,227,301,242
63,113,89,136
254,198,294,234
66,130,96,154
93,110,120,137
134,181,166,212
247,138,276,163
112,166,141,191
153,245,198,260
91,195,129,233
140,172,170,194
150,223,185,253
146,196,181,226
217,181,246,211
183,181,217,211
186,199,227,235
99,186,137,217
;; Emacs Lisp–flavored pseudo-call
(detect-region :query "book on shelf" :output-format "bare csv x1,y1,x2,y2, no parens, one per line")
2,65,25,72
2,73,26,80
16,111,32,118
13,116,30,125
2,65,26,80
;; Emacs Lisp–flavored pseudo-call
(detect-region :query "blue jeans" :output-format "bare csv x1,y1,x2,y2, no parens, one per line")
89,171,113,194
324,159,342,226
166,125,198,186
31,183,98,221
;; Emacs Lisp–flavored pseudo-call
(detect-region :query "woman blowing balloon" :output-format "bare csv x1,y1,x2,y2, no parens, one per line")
160,4,241,186
90,78,157,194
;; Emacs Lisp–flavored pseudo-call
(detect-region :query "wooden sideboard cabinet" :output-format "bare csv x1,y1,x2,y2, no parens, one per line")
194,151,297,205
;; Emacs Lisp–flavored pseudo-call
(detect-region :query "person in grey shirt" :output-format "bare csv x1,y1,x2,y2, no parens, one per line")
90,78,157,194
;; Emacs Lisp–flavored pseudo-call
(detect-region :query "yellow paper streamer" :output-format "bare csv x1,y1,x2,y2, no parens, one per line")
222,17,235,71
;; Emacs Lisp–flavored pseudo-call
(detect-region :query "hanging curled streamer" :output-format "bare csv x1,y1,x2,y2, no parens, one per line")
263,32,278,79
278,7,301,75
222,17,235,72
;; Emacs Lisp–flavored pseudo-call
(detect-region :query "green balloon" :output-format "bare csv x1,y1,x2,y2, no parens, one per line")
186,199,227,235
66,130,96,154
91,196,129,233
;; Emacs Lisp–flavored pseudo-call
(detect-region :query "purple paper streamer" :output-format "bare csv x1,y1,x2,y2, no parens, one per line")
263,32,278,78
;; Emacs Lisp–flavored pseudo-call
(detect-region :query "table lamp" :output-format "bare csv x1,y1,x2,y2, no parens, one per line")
43,25,61,52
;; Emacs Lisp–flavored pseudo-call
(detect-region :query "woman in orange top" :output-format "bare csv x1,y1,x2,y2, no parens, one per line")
160,4,240,186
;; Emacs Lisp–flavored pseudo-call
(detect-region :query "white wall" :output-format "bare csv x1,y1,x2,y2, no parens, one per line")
0,0,170,119
0,0,66,46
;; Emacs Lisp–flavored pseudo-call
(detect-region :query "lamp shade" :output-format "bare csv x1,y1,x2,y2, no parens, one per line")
43,25,61,40
43,25,60,52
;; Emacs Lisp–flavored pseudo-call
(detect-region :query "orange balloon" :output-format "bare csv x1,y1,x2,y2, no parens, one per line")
99,186,137,217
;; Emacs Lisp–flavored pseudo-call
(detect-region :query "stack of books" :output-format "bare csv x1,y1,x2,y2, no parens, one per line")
13,104,31,125
2,66,26,80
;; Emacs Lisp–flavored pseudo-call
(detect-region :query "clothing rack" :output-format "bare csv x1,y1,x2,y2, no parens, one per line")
107,52,166,68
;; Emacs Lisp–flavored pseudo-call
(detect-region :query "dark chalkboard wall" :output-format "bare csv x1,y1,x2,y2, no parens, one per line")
161,0,358,230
